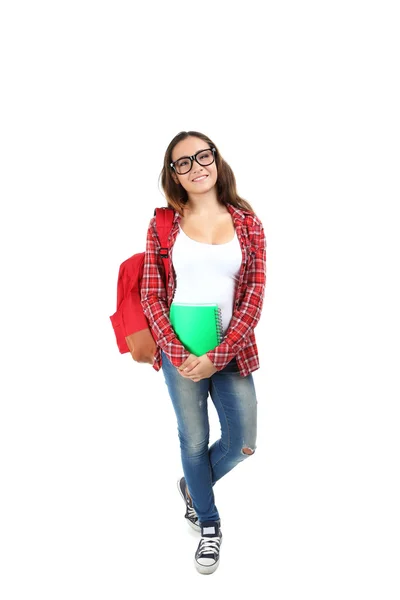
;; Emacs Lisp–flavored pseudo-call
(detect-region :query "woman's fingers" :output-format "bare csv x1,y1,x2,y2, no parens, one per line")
180,361,199,373
178,354,200,372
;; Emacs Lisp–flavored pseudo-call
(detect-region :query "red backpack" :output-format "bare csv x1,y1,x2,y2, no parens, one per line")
109,207,175,364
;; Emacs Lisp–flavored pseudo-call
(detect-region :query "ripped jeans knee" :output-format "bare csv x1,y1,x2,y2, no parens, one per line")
241,446,255,456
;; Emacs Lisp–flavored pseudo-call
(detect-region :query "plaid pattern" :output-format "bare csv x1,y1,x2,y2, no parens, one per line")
140,203,267,377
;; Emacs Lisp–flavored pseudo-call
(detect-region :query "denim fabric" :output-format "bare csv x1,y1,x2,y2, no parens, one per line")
161,349,258,524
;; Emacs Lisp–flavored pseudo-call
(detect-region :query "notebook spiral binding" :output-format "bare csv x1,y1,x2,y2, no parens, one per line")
214,306,223,343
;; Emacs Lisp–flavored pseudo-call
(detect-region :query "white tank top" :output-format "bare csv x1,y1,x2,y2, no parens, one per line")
171,225,243,335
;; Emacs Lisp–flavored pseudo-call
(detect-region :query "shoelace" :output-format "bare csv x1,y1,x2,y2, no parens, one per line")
198,536,221,557
187,504,198,520
184,489,198,521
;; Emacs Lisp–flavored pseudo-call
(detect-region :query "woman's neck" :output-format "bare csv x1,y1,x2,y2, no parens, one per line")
183,195,227,218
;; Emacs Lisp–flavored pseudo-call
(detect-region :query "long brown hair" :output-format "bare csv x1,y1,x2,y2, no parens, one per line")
159,130,256,217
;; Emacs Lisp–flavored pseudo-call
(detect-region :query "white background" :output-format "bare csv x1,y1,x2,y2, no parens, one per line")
1,1,399,597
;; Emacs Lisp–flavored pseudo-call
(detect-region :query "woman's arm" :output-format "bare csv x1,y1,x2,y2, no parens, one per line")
140,218,191,368
206,218,267,371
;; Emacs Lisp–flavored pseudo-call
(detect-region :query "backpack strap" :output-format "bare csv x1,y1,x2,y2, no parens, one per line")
154,207,175,287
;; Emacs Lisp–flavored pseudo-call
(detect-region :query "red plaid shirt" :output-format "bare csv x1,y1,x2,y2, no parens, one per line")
140,203,267,377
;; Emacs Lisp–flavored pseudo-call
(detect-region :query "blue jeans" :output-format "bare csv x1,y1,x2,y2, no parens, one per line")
161,349,258,524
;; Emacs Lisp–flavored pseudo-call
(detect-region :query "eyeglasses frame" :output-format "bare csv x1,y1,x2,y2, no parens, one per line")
170,147,217,174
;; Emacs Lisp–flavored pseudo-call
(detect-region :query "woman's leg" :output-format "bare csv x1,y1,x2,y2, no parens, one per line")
208,357,258,485
161,350,220,523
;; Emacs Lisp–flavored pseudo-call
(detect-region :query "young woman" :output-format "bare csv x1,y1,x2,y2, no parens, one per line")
140,131,267,574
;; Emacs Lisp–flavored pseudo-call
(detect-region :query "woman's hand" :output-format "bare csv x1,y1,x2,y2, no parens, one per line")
178,354,218,382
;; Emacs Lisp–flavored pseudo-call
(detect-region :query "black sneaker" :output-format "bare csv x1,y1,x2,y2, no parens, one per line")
177,477,201,532
194,520,223,575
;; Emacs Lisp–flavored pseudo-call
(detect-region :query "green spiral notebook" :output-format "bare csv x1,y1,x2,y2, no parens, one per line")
169,303,223,356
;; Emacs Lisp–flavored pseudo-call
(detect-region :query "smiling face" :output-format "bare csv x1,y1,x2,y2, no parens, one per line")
170,136,218,197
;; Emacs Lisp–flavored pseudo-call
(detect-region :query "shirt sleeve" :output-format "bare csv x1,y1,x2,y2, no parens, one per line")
206,219,267,371
140,218,191,368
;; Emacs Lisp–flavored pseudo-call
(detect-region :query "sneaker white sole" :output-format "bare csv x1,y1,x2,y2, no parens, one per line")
194,556,220,575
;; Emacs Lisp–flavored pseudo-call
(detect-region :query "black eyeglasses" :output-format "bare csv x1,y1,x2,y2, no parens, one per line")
170,147,216,175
